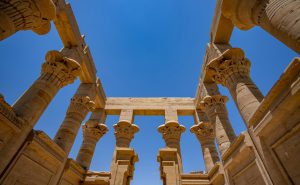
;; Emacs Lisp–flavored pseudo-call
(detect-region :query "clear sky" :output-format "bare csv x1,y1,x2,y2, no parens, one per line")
0,0,298,185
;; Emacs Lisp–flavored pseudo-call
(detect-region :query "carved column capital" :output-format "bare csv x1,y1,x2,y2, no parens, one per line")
190,122,219,172
202,95,228,107
113,121,139,147
82,120,108,141
76,120,108,169
158,121,185,149
190,122,214,141
206,48,251,87
0,0,56,40
41,50,81,88
67,95,95,117
222,0,260,30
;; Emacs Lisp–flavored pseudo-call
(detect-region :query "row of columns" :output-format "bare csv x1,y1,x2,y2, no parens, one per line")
1,48,264,185
0,48,226,184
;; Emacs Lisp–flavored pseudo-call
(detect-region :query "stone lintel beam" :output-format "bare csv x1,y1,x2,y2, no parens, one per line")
210,0,234,44
0,0,56,40
190,122,219,172
76,110,108,169
105,98,196,116
205,48,264,126
54,2,107,108
60,47,106,109
221,0,300,53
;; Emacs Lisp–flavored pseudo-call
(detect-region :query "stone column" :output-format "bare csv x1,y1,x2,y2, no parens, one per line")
110,148,139,185
76,109,108,170
190,121,219,172
157,148,181,185
206,48,264,126
0,50,80,176
113,109,139,148
157,109,185,185
110,109,139,185
54,85,95,154
221,0,300,53
13,50,80,129
158,109,186,154
0,0,56,40
202,94,236,155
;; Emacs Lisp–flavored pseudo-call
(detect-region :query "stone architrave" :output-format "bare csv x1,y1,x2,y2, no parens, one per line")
221,0,300,53
54,94,95,154
0,0,56,40
202,94,236,155
76,119,108,169
206,48,264,126
0,50,80,175
190,122,219,172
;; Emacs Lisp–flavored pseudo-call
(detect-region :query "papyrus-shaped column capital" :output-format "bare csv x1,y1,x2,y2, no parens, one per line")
206,48,250,87
158,121,186,151
205,48,264,126
114,109,139,148
42,50,81,88
113,121,139,148
190,121,214,141
0,0,56,40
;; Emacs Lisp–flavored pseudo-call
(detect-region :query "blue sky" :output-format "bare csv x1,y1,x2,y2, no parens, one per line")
0,0,298,185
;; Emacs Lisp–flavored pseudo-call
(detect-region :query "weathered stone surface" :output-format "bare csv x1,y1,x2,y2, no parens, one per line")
221,0,300,53
113,121,139,148
0,0,56,40
0,0,299,185
202,94,236,155
190,122,219,172
76,120,108,169
109,147,138,185
158,121,186,152
54,94,95,153
206,48,264,126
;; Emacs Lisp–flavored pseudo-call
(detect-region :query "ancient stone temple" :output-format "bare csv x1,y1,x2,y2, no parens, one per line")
0,0,299,185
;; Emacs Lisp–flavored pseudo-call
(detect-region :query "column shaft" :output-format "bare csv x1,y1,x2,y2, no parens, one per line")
76,110,108,169
0,50,80,175
191,122,219,172
54,94,95,154
206,48,264,126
